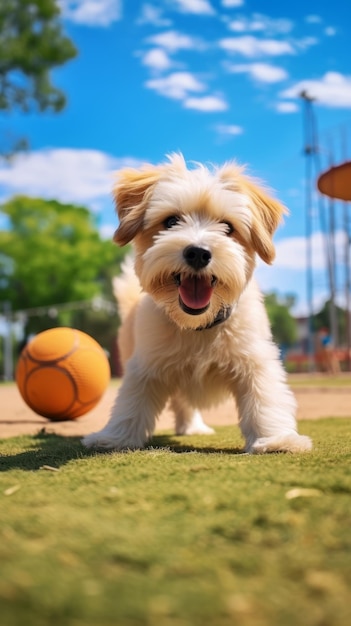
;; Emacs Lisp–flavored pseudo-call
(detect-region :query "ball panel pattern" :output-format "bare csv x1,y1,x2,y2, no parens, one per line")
66,349,111,404
16,327,110,420
26,327,78,362
15,353,28,399
25,366,76,419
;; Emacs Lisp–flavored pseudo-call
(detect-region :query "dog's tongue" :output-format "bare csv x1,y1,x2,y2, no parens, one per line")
179,276,213,310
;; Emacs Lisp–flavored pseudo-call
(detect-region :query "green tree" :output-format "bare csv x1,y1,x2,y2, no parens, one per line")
0,0,77,114
264,292,298,348
313,300,346,345
0,196,125,351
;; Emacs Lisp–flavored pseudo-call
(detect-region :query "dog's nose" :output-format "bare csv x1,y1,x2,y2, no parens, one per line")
183,245,212,270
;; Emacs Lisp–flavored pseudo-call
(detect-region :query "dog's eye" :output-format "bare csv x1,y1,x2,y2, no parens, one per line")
221,221,235,235
164,215,180,229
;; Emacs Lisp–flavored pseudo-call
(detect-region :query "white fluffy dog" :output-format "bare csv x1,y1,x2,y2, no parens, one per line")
83,154,312,454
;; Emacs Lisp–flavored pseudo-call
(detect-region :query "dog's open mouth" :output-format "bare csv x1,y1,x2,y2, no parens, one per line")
174,274,216,315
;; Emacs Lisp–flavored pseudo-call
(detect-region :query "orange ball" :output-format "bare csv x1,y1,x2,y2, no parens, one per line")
16,327,111,420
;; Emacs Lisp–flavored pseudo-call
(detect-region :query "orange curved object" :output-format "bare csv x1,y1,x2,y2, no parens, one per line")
16,328,111,420
317,161,351,201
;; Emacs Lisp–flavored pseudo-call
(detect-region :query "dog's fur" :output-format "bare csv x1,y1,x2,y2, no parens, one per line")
83,154,312,453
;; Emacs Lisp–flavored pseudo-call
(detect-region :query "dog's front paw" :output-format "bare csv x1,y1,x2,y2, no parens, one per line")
249,433,312,454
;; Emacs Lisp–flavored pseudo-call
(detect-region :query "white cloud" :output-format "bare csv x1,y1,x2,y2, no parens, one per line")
281,72,351,108
136,4,172,26
58,0,121,26
256,230,347,314
142,48,173,71
184,95,228,111
227,19,246,32
145,72,206,99
227,62,288,83
221,0,244,7
99,224,116,240
143,68,228,114
294,36,318,51
219,36,295,57
305,15,322,24
273,231,347,271
174,0,215,15
286,188,301,199
325,27,337,36
228,14,294,35
144,69,228,114
215,124,243,135
0,149,141,208
274,234,317,271
275,101,299,113
147,30,203,52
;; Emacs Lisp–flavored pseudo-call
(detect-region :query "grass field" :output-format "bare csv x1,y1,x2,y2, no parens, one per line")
0,418,350,626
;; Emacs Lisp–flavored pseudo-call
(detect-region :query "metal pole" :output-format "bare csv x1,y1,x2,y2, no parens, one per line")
311,119,338,348
324,135,339,348
341,126,351,370
343,201,351,370
327,193,338,347
300,91,315,371
3,301,13,381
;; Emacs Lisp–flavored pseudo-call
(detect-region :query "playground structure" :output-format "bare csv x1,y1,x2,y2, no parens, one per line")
301,92,351,371
317,160,351,371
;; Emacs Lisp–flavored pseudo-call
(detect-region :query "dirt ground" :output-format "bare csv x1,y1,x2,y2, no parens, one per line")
1,381,350,440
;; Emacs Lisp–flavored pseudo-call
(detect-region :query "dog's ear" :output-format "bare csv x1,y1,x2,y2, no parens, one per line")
243,178,287,264
219,165,287,264
113,168,161,245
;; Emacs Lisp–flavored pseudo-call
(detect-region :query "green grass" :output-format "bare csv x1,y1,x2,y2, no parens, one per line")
0,420,350,626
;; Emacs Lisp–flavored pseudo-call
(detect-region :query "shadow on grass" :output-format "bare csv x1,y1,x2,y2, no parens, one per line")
150,433,245,456
0,431,95,472
0,430,245,472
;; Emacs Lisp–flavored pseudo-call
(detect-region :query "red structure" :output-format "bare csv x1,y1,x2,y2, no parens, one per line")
318,161,351,202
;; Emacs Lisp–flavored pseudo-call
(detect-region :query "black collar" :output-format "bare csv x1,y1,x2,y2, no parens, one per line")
195,305,233,331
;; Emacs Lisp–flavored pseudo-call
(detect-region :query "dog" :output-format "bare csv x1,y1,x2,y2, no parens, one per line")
83,153,312,454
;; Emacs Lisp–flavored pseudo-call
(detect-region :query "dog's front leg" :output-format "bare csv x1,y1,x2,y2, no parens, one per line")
83,360,168,450
235,353,312,454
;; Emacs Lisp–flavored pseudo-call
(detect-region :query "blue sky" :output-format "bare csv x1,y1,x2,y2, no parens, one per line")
1,0,351,315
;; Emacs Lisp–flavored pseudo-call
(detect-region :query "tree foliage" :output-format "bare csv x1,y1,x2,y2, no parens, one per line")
313,300,346,345
0,196,125,346
0,0,77,113
264,292,298,347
